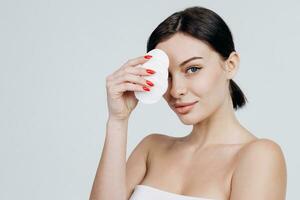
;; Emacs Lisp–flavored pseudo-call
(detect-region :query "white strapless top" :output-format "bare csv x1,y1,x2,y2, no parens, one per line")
129,185,216,200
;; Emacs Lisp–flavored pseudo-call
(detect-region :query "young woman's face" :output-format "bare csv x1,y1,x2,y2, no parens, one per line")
156,32,232,125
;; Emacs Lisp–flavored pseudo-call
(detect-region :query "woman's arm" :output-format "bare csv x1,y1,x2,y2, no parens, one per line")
229,139,287,200
89,117,129,200
89,54,154,199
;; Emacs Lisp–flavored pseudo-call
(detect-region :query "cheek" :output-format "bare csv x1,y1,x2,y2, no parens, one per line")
194,69,227,102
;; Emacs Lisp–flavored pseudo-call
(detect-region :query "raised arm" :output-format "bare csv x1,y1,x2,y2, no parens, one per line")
89,118,129,200
89,55,155,200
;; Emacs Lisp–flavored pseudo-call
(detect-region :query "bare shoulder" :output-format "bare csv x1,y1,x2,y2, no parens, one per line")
126,133,170,193
142,133,174,149
236,138,286,164
131,133,174,158
230,138,287,200
143,132,172,140
139,133,177,160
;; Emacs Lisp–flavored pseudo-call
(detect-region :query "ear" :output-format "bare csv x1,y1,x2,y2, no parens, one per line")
224,51,240,80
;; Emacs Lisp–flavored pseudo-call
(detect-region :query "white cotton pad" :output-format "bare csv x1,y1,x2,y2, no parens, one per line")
134,77,168,104
134,49,169,104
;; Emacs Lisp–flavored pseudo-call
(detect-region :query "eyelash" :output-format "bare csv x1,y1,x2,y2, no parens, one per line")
168,66,202,79
186,66,201,74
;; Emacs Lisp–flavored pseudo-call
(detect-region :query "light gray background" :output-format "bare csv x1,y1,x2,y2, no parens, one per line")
0,0,299,199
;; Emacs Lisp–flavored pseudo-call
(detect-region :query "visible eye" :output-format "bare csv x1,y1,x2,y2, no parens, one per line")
185,66,201,74
168,66,202,80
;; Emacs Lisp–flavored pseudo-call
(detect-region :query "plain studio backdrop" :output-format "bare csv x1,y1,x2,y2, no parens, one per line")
0,0,299,199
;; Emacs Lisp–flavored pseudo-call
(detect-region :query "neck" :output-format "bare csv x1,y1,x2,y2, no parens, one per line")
183,94,248,150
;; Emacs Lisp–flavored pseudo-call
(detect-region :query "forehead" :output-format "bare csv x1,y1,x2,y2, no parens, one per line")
155,32,214,66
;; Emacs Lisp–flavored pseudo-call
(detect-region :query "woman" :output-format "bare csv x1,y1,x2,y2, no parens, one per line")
90,6,287,200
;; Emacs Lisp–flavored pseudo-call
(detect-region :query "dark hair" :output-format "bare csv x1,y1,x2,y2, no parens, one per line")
146,6,247,110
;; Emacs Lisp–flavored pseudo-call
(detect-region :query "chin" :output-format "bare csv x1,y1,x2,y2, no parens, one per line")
176,111,205,125
178,116,201,125
179,118,197,125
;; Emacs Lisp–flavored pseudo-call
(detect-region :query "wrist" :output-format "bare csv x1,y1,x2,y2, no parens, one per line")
107,115,129,123
106,117,129,135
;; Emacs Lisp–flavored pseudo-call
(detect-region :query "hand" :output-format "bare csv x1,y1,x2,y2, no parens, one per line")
105,55,155,120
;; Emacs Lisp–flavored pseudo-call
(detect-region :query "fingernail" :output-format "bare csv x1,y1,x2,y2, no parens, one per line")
146,80,154,86
143,86,150,91
144,55,152,59
146,69,155,74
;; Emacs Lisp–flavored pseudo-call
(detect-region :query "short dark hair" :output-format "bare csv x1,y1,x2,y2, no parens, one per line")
147,6,248,110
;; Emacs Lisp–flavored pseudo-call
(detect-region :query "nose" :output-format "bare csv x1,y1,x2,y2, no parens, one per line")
169,78,187,98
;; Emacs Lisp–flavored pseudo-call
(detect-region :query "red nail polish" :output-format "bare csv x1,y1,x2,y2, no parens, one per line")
144,55,152,59
146,69,155,74
146,80,154,86
143,86,150,91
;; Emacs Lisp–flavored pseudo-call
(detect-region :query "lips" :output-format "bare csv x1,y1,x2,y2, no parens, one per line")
173,101,198,114
174,101,198,108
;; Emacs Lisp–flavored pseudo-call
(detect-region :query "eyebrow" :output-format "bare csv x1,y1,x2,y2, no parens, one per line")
179,56,203,67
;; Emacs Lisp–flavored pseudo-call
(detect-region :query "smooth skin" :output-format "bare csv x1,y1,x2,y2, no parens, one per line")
126,33,287,200
90,32,287,200
89,56,156,200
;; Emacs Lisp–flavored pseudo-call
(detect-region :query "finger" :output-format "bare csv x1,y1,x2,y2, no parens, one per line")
114,82,150,93
112,73,154,88
110,54,153,78
114,66,156,80
121,54,152,68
